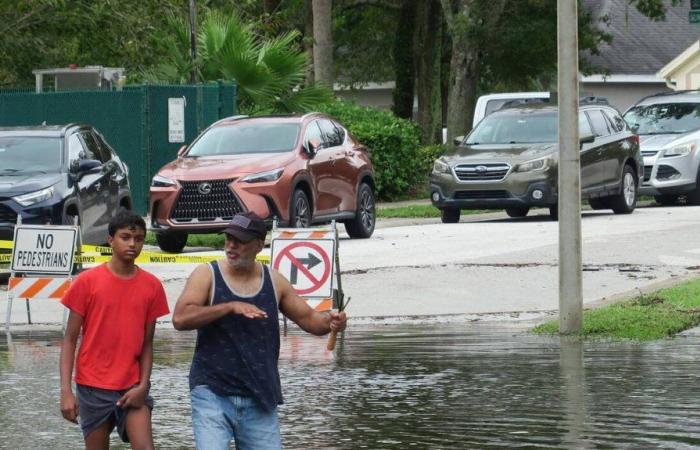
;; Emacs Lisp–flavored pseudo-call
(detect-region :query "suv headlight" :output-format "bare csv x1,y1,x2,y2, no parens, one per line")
242,168,284,183
663,143,695,157
12,186,54,206
151,175,177,187
433,159,450,174
515,157,548,172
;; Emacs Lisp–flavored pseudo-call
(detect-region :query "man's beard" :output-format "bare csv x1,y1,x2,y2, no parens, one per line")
227,256,256,270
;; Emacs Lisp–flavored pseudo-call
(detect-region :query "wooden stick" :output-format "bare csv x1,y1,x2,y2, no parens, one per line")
326,297,350,351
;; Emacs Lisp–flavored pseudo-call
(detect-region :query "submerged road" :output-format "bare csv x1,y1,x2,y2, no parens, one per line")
3,204,700,325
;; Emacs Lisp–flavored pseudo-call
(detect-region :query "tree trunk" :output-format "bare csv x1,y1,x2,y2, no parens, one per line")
312,0,334,87
391,0,416,119
305,0,315,85
414,0,443,145
446,39,479,143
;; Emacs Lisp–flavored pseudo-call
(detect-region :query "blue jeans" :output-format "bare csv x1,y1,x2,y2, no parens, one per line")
190,385,282,450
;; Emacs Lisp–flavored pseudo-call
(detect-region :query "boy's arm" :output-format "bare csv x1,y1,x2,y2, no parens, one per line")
59,311,83,423
117,320,156,409
275,271,347,336
172,263,267,330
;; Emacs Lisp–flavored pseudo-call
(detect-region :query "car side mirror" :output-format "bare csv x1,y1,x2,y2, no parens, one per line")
579,132,595,148
305,138,322,157
453,135,465,146
177,145,187,157
70,159,101,178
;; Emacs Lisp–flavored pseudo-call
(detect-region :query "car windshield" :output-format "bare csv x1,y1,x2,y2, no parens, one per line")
0,136,62,173
187,123,301,156
623,103,700,135
466,111,557,144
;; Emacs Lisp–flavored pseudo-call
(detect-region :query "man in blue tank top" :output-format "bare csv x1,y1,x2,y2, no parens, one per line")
172,211,347,450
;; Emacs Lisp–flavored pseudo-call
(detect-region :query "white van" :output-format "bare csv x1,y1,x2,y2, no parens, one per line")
472,92,550,127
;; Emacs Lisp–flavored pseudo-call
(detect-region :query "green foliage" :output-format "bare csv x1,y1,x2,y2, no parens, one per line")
0,0,183,86
319,101,421,200
533,277,700,340
141,10,333,114
417,144,448,179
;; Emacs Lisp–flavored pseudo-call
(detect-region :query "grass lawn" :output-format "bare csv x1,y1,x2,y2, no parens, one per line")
377,204,492,218
533,277,700,340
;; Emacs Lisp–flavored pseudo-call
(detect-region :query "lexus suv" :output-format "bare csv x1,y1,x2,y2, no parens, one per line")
149,113,376,253
0,124,132,244
430,102,642,222
623,91,700,205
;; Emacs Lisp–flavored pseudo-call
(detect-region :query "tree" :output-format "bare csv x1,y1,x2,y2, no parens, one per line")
312,0,334,86
143,10,333,114
415,0,444,145
391,0,416,119
0,0,183,87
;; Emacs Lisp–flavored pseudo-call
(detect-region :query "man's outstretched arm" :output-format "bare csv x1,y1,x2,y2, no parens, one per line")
274,270,347,336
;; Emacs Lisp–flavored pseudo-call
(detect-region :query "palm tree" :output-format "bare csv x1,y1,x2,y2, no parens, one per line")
141,10,333,114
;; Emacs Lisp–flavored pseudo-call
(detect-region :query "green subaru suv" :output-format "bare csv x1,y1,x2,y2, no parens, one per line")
430,102,643,222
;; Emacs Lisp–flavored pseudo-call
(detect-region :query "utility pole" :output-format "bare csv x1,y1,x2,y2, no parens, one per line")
557,0,582,333
189,0,198,84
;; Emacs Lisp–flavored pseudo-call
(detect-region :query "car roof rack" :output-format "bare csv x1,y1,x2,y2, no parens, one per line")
579,96,609,105
498,98,550,110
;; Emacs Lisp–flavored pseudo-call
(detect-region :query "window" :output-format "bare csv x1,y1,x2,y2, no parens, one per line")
304,121,324,150
79,131,101,161
68,133,85,161
586,110,611,137
332,121,346,144
187,123,300,156
318,119,343,147
579,112,593,136
93,131,114,161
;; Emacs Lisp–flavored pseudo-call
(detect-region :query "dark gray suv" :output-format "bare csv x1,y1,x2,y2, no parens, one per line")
430,103,643,221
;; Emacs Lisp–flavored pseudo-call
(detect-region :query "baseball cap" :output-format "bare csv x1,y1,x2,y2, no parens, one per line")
221,212,267,242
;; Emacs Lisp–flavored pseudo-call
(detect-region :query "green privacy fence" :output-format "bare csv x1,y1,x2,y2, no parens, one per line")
0,82,236,214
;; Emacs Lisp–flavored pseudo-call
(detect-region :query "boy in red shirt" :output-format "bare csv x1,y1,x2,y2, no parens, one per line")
59,211,170,449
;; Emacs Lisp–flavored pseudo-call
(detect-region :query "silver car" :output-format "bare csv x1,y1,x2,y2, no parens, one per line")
624,91,700,205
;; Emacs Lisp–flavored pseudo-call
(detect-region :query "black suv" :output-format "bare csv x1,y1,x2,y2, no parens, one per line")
0,124,132,244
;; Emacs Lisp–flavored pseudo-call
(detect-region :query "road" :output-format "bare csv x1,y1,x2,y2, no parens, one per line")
3,205,700,325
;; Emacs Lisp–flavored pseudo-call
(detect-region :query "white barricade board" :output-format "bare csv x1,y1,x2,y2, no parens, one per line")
270,227,336,299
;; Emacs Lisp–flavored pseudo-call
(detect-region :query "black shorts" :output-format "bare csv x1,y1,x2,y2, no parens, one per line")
76,384,154,443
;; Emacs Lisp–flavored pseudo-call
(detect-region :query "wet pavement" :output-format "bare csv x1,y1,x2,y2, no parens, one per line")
2,322,700,449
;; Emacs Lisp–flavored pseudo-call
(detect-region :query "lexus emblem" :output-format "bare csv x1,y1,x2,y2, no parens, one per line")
475,165,488,174
197,182,212,195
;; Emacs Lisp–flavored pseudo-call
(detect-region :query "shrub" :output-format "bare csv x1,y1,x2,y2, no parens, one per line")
319,100,422,200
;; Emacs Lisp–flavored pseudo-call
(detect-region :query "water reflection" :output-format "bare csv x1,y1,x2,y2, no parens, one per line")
1,324,700,449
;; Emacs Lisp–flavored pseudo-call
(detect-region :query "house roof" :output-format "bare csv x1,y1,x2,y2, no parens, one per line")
583,0,700,76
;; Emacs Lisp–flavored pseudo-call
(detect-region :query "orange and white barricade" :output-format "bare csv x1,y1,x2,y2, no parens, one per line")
5,276,72,331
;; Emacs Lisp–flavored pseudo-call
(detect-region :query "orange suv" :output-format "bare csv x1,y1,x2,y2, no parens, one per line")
149,113,376,252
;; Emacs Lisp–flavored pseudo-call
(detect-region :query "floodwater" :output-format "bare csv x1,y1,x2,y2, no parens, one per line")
1,323,700,449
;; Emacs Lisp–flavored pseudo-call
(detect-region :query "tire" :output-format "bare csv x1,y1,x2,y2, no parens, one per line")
290,189,311,228
155,231,188,253
505,207,529,218
588,198,609,210
685,169,700,205
609,165,637,214
441,208,460,223
345,183,376,239
654,194,678,206
549,205,558,221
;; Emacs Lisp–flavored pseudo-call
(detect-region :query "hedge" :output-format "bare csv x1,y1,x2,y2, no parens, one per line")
319,101,427,200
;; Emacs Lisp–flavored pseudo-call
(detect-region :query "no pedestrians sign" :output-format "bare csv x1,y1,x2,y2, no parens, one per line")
11,225,77,275
272,239,335,298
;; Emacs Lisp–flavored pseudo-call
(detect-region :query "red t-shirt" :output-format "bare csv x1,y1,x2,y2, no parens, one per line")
61,263,170,390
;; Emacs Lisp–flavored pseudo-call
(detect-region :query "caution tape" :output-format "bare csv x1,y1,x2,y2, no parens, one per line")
0,241,270,265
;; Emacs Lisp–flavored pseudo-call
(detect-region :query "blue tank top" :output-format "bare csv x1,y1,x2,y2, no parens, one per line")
189,261,283,411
